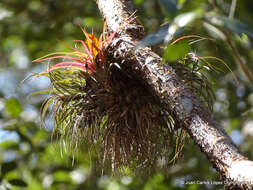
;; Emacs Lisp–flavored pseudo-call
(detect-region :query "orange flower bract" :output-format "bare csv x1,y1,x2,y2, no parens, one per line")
33,27,105,75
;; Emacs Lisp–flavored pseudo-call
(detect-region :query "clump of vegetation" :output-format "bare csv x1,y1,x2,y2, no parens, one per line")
34,26,230,174
34,27,186,173
166,35,238,113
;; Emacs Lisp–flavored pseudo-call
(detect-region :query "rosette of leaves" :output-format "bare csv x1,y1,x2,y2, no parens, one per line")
161,35,237,113
34,28,185,174
171,49,237,113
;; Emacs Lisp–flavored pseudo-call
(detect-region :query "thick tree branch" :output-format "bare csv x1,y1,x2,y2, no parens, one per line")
96,0,253,189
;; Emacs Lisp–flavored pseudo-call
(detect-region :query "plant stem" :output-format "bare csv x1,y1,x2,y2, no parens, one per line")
224,30,253,84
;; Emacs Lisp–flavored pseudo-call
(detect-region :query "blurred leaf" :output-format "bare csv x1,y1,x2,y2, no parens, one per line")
205,14,253,37
178,0,187,6
0,141,19,150
5,98,22,118
53,171,72,183
0,8,12,21
133,0,145,5
8,179,27,187
203,22,226,40
159,0,178,17
136,12,199,47
32,130,49,143
173,12,199,27
143,174,167,190
188,184,199,190
136,23,176,48
1,161,17,177
164,41,190,61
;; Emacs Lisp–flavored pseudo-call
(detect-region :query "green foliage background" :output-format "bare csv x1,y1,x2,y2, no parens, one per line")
0,0,253,189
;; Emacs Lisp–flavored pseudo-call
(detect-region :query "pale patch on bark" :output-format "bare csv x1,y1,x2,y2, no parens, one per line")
180,96,193,117
227,160,253,185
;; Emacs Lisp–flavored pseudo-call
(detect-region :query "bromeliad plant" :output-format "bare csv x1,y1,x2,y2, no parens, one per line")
34,25,235,174
34,27,185,173
165,35,238,113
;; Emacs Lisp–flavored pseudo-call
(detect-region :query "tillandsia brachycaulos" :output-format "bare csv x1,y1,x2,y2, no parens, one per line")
33,22,237,174
33,25,185,174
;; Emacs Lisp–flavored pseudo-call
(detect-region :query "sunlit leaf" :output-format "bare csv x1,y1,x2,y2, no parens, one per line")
53,171,72,182
173,12,198,27
0,141,19,150
163,41,190,61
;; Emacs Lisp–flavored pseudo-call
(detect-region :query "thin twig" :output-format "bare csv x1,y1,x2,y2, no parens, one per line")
223,30,253,83
229,0,237,19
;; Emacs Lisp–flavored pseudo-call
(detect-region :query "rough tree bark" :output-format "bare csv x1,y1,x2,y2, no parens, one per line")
96,0,253,189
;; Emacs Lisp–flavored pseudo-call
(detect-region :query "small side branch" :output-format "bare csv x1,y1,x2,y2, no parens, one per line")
223,30,253,84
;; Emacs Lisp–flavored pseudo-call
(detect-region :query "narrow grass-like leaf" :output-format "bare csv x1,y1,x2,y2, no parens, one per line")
200,56,239,84
40,97,54,122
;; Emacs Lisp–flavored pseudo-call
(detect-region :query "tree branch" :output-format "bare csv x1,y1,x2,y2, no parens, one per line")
96,0,253,189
